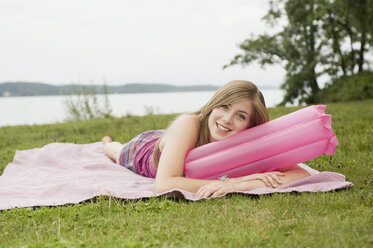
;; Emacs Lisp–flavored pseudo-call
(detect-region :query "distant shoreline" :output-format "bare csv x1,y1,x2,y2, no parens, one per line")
0,82,277,97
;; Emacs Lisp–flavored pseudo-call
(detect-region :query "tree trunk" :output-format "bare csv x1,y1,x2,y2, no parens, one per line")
310,69,319,95
358,32,366,72
328,10,347,76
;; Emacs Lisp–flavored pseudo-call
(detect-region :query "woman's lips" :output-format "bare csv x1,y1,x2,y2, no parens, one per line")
216,123,231,132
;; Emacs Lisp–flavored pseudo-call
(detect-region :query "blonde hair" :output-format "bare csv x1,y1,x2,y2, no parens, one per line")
153,80,269,167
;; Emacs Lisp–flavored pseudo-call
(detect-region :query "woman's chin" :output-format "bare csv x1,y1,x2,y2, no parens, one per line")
210,132,230,142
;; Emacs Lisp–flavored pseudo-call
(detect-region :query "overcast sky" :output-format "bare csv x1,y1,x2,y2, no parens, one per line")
0,0,286,88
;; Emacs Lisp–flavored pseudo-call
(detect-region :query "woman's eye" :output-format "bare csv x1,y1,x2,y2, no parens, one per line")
238,114,246,120
221,105,229,110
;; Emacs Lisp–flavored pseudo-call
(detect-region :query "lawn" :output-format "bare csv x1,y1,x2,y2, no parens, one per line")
0,100,372,247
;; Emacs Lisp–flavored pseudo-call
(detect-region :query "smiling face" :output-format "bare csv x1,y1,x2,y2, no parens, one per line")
207,99,252,142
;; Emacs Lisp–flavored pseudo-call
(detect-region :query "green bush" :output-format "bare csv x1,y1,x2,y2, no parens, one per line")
316,71,373,103
64,85,113,121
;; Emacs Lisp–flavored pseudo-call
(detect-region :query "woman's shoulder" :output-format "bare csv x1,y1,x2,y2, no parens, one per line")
159,114,200,151
167,114,200,133
175,114,200,124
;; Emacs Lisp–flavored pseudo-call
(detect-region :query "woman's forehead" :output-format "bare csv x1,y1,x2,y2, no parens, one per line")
229,99,252,112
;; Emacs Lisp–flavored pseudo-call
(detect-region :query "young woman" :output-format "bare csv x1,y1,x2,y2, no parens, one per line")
102,80,310,199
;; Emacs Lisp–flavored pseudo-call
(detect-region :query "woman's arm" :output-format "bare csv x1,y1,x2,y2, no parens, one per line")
238,165,311,190
195,165,311,199
231,164,310,185
155,115,220,193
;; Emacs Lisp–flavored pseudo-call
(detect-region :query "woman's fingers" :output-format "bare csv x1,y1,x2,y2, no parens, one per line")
264,174,277,188
259,175,271,187
255,172,283,188
268,172,284,185
194,182,233,199
199,190,214,199
195,186,213,199
212,188,226,197
195,188,205,199
270,173,283,184
264,172,284,187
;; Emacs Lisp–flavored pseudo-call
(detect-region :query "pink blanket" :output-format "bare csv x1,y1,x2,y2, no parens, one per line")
0,142,353,210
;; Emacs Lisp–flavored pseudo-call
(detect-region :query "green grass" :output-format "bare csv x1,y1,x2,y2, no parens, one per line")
0,100,372,247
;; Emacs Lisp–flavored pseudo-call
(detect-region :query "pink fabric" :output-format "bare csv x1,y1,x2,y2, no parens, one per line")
0,142,353,210
132,131,161,178
118,130,163,178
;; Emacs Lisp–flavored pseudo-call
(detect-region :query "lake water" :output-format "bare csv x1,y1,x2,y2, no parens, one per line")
0,89,284,127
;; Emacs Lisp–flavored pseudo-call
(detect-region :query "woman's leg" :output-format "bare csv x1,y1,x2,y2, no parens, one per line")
102,136,126,163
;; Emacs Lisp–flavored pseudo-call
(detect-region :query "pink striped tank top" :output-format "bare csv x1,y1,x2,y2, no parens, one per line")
118,130,164,178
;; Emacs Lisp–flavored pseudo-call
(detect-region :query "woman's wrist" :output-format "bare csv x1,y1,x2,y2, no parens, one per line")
226,176,245,183
227,174,260,183
218,175,269,191
234,179,268,191
219,175,239,183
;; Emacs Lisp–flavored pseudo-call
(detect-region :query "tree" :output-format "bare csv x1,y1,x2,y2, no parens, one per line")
322,0,373,76
224,0,373,105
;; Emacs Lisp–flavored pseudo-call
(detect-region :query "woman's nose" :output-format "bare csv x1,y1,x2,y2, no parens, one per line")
222,112,234,124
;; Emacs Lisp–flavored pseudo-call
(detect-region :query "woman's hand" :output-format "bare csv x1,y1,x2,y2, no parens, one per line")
194,180,236,199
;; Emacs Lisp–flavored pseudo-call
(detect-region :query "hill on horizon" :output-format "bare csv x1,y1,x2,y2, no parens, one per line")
0,81,278,97
0,82,220,97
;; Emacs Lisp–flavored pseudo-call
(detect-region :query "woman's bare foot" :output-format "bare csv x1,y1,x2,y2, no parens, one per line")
102,136,124,163
102,136,113,145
